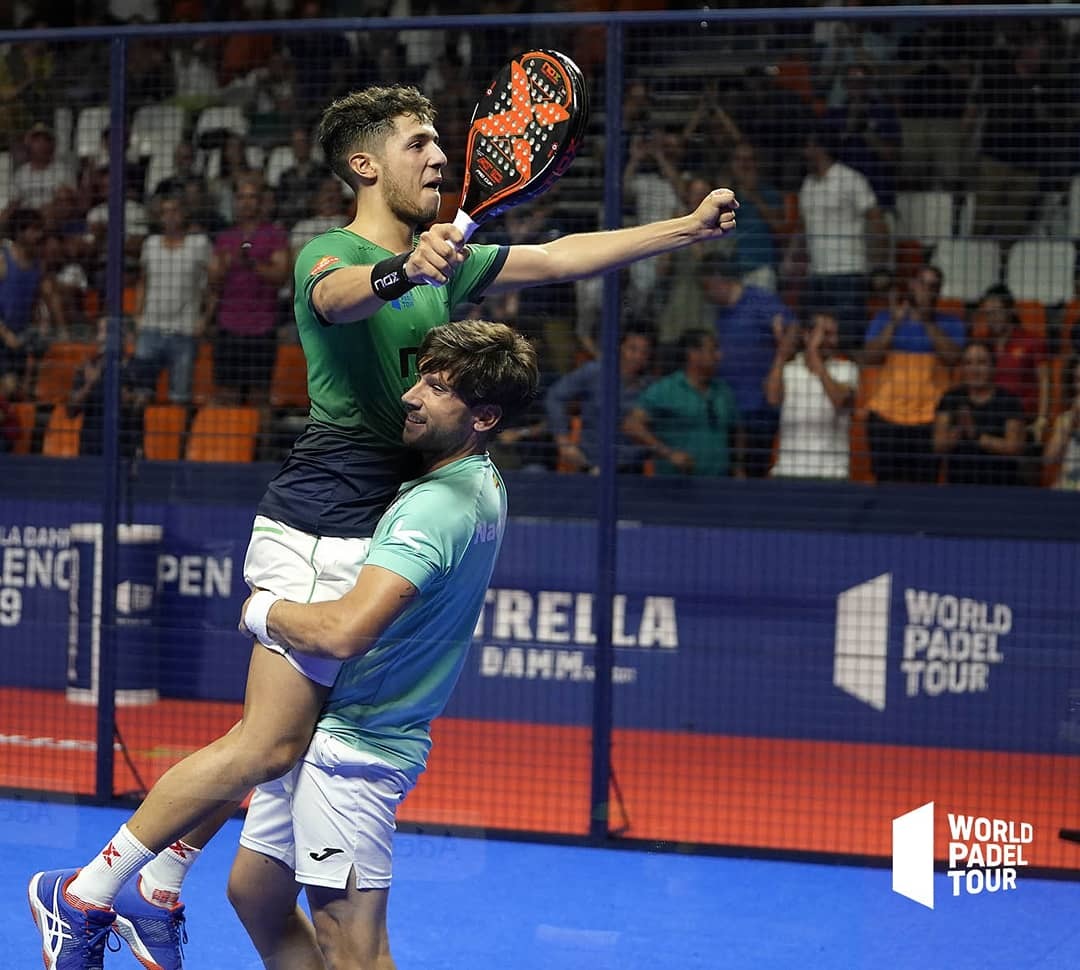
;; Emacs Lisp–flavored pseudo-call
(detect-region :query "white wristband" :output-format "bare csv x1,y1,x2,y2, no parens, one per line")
244,589,282,647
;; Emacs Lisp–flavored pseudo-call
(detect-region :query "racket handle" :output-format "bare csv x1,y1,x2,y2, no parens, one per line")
453,208,479,243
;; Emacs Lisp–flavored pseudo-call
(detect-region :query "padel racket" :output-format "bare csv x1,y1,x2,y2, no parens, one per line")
452,49,588,243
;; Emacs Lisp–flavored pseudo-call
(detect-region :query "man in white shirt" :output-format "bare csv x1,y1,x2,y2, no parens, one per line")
12,122,75,210
132,194,211,403
765,310,858,479
795,124,889,354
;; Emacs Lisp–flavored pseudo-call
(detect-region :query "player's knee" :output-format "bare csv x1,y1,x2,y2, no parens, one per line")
228,727,308,783
225,871,258,923
259,735,308,780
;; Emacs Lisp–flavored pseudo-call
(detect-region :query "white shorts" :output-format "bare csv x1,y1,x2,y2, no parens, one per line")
243,515,372,686
239,732,414,889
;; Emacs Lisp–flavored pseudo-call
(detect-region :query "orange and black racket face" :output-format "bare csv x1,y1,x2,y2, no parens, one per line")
459,49,588,227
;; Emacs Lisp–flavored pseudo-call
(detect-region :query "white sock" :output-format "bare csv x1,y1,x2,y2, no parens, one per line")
137,839,201,907
68,825,156,908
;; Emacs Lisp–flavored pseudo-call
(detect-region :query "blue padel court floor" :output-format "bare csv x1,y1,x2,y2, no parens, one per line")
3,797,1079,969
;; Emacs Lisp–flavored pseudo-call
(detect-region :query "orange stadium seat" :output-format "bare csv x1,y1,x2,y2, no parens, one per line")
191,341,219,405
40,405,83,457
185,405,260,463
1016,300,1046,339
142,403,188,461
34,342,97,405
269,343,309,410
8,401,37,454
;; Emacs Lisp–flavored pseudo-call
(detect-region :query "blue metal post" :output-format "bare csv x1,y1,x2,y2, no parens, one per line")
589,22,624,841
95,36,128,801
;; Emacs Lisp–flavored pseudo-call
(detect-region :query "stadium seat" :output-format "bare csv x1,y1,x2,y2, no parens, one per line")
193,105,249,147
129,102,185,160
142,403,188,461
935,297,966,321
191,341,218,405
895,191,955,246
74,104,110,160
264,144,296,187
0,151,12,211
1004,240,1076,306
40,406,83,457
186,405,260,463
269,343,309,410
1015,300,1047,339
34,342,98,405
8,401,37,454
931,239,1001,303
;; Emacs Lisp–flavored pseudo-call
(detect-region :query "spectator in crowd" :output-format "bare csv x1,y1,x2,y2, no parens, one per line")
170,38,221,113
132,194,212,404
545,324,655,474
0,22,57,145
972,27,1063,239
1043,355,1080,490
149,141,205,206
41,233,89,336
179,172,226,237
85,163,151,262
704,250,795,478
286,0,354,112
826,61,902,214
0,207,64,396
862,264,964,483
723,65,815,191
209,131,260,225
126,37,175,113
289,175,348,259
794,123,889,353
765,309,857,479
895,21,977,191
679,78,743,176
0,370,19,451
67,317,144,459
623,328,739,477
933,340,1025,486
974,283,1049,484
244,47,299,147
622,123,685,313
276,125,332,229
12,122,75,210
657,175,720,351
722,140,785,292
206,174,290,409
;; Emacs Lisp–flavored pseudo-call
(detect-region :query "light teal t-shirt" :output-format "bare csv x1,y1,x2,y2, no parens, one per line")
316,453,506,779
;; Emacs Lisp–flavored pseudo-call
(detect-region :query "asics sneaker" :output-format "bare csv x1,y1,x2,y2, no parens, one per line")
28,868,118,970
112,876,187,970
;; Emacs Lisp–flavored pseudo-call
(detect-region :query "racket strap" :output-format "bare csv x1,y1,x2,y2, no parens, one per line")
371,252,418,301
452,208,479,242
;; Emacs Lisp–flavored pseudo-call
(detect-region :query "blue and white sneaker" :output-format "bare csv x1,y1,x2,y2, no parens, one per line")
28,869,118,970
112,876,187,970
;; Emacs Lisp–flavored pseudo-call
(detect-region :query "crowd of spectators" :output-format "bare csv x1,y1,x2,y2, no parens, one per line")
0,4,1078,490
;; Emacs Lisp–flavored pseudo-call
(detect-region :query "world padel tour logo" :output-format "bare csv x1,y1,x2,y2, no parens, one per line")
833,573,1011,710
892,802,1033,909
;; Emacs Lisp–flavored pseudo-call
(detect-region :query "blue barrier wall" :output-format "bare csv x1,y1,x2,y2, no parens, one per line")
4,489,1078,756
